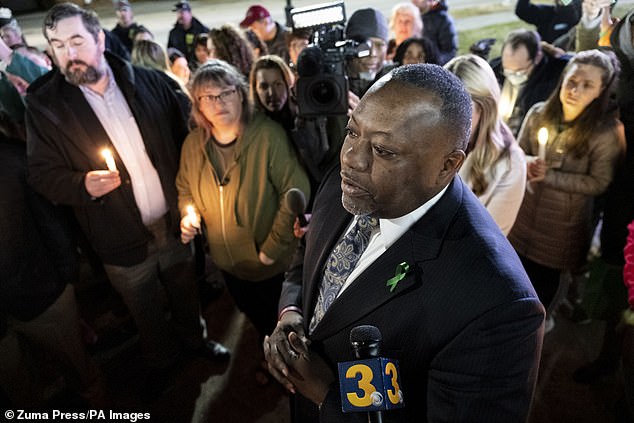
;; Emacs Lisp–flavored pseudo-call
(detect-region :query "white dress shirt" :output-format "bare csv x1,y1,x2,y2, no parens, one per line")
80,65,168,225
336,183,450,298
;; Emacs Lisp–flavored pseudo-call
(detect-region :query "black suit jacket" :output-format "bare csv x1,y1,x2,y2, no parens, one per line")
280,166,545,422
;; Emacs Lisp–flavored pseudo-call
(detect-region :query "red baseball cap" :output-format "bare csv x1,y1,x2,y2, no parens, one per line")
239,5,270,28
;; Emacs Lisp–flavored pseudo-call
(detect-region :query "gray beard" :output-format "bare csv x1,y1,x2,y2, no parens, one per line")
64,61,103,86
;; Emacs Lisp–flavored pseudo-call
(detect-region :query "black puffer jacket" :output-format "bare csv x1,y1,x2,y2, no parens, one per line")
167,17,209,63
515,0,582,43
422,0,458,65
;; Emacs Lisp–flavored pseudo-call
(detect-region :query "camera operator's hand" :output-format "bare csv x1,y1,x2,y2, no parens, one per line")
348,91,360,116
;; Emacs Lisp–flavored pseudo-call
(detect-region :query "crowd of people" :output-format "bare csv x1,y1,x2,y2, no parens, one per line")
1,0,634,420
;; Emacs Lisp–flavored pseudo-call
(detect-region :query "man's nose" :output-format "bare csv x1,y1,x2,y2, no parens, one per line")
64,44,78,59
341,140,369,171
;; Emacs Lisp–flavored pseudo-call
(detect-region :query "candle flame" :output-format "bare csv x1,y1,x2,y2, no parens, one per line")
537,127,549,145
186,204,199,228
101,148,117,172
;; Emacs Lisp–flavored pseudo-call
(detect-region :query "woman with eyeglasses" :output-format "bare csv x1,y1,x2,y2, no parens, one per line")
508,50,625,319
445,54,526,235
176,60,310,381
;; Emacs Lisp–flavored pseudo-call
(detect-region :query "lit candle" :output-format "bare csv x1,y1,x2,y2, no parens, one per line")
101,148,117,172
498,91,512,122
186,204,200,230
537,127,548,161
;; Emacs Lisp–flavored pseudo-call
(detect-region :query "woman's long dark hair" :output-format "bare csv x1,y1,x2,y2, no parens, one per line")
538,49,620,157
393,37,440,66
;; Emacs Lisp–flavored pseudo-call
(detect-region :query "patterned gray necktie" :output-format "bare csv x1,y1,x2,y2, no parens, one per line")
309,215,379,334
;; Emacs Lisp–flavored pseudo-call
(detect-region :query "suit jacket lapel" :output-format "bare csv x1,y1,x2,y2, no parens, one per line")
59,80,113,163
303,202,352,327
310,178,464,340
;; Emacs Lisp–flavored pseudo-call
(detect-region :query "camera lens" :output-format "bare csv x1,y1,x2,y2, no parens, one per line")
310,79,341,106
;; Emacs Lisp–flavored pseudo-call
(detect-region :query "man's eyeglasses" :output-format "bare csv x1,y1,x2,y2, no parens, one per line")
502,63,534,79
198,89,237,105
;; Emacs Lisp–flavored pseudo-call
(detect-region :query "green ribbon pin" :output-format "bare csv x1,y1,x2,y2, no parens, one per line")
387,262,409,292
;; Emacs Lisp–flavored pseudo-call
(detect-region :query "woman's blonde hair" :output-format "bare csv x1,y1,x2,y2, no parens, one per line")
445,54,514,195
131,39,191,98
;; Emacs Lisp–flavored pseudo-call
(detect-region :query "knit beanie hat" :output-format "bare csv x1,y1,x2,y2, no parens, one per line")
345,8,388,43
0,8,13,29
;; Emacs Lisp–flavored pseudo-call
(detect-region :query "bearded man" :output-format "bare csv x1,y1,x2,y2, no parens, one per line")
25,2,229,398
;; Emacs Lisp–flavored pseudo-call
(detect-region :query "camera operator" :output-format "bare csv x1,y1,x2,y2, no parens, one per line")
344,8,390,98
284,5,392,192
250,55,345,194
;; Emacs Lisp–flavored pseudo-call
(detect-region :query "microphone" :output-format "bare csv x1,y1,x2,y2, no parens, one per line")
338,325,404,419
285,188,308,227
350,325,382,359
350,325,383,423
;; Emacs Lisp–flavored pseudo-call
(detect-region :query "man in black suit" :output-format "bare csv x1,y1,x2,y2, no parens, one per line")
264,64,545,422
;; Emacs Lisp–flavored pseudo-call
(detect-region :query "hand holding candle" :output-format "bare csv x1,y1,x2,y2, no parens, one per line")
101,148,117,172
186,205,200,230
537,127,548,161
180,205,201,244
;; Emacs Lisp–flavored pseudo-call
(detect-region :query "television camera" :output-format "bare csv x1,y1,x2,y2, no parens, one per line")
290,1,369,116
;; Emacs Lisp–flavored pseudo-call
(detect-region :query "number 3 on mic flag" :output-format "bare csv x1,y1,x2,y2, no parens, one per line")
338,358,405,413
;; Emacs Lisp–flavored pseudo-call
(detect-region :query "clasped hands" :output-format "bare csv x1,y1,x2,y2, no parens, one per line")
263,311,335,405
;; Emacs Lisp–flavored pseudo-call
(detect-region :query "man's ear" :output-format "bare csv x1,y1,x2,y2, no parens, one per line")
439,149,466,182
534,49,544,65
97,29,105,53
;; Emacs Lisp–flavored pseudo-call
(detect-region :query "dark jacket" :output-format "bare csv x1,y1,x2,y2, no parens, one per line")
491,52,568,136
515,0,582,43
280,167,544,422
598,13,634,264
111,22,141,54
167,17,209,63
421,0,458,65
25,52,189,266
0,139,77,322
265,22,290,63
104,29,131,61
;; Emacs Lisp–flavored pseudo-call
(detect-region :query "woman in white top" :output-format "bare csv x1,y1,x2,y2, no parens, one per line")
445,54,526,235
